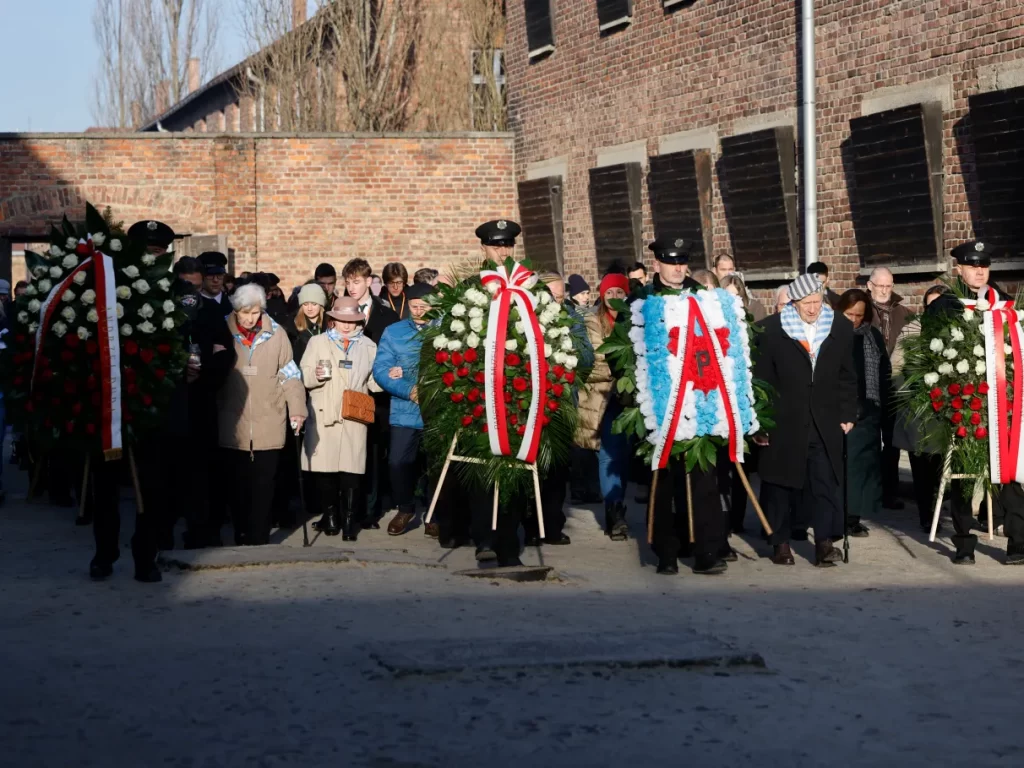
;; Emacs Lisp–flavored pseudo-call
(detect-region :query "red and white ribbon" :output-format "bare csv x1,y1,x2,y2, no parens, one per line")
31,237,122,459
479,263,548,464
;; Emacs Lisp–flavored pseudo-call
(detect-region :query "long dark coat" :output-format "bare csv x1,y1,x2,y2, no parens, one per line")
753,312,858,489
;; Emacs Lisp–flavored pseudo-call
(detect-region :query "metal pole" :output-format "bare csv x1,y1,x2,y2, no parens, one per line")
802,0,818,268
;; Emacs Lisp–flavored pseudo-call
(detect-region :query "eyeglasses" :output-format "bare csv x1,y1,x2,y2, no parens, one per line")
870,282,894,289
387,280,405,287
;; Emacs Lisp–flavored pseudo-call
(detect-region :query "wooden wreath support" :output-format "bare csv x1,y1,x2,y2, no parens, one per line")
734,460,773,537
425,434,545,538
929,445,994,543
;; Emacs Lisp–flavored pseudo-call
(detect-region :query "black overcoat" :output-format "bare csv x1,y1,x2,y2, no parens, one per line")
753,312,858,489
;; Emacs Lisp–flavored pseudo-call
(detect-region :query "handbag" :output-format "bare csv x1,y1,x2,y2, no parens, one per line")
341,389,375,425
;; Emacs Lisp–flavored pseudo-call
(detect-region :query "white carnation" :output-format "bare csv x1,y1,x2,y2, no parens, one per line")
33,266,47,278
17,311,28,323
545,325,559,339
446,338,463,351
142,254,156,266
81,289,96,304
121,324,133,337
465,288,489,306
60,306,76,323
27,299,41,313
449,319,466,334
976,360,986,375
560,337,573,351
956,360,970,374
468,306,484,319
929,338,944,353
564,354,578,371
115,303,124,319
122,265,140,279
553,350,566,365
163,300,175,313
109,239,122,252
559,325,572,336
505,338,518,352
923,372,940,386
116,286,131,299
77,327,90,341
61,255,77,269
1007,343,1014,357
52,321,67,338
49,245,63,257
977,298,991,312
137,304,155,319
545,342,554,358
49,267,62,279
938,362,954,375
38,279,51,293
469,316,483,333
432,334,449,349
973,345,985,358
162,317,175,330
65,237,77,249
138,320,156,334
133,279,150,294
450,303,467,317
86,309,99,323
963,309,975,321
28,322,38,333
91,232,105,247
25,285,37,296
950,327,965,342
943,348,957,359
61,290,75,303
538,291,551,305
157,278,171,292
484,281,500,295
73,271,86,285
466,332,480,348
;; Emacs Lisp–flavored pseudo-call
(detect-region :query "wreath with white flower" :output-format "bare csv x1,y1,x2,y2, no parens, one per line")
1,203,187,453
417,259,582,495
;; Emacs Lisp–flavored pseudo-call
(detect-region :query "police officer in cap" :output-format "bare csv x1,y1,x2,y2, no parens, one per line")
927,241,1024,565
127,219,176,255
197,251,231,320
475,219,522,264
642,237,728,575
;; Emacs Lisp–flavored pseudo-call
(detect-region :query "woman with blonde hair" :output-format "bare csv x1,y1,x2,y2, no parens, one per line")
291,282,327,364
690,269,720,289
721,273,767,321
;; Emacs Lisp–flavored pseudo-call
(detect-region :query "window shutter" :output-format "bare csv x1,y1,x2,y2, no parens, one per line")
717,127,799,276
518,176,564,274
968,85,1024,265
524,0,555,59
848,102,944,270
647,149,713,266
589,162,643,275
596,0,632,32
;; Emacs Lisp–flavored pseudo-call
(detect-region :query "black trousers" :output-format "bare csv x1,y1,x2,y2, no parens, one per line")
651,463,725,563
570,447,601,501
312,471,360,512
362,418,391,521
881,445,902,500
433,468,492,546
389,426,422,511
227,449,280,546
949,481,1024,556
759,428,843,545
717,447,758,532
908,451,942,529
524,461,568,539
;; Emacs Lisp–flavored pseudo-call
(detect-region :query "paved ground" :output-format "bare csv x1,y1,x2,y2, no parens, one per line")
3,460,1024,768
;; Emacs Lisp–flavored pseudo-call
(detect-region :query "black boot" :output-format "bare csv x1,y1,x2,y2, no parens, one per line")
341,489,359,541
321,503,341,537
606,502,628,541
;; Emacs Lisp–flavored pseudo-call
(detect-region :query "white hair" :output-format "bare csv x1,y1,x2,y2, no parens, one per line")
230,283,267,312
774,285,790,305
869,267,893,282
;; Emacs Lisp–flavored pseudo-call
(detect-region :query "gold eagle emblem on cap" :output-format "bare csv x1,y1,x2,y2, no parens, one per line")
975,242,985,252
674,239,684,248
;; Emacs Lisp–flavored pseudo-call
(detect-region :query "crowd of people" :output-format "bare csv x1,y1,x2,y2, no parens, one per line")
4,214,1021,583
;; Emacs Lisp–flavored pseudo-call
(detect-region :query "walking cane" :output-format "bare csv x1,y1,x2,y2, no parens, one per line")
292,422,310,548
842,432,850,564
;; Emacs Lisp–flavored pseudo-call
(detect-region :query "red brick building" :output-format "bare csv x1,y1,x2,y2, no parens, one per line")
505,0,1024,303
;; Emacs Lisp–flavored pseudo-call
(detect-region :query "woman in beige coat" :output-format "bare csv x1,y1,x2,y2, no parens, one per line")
219,283,307,546
575,273,632,541
300,296,380,540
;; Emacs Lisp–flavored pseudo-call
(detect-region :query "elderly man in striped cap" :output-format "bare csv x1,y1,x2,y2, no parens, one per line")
752,272,858,567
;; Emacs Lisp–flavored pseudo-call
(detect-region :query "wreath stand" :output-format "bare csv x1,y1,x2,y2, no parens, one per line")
425,434,545,539
929,445,994,543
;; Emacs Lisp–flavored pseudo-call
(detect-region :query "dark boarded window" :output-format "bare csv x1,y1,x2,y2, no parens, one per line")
517,176,564,274
525,0,555,59
847,102,944,270
717,127,798,275
597,0,632,32
968,85,1024,264
647,149,713,266
589,162,643,275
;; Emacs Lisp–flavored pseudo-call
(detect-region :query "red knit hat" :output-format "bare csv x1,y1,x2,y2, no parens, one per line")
599,273,630,298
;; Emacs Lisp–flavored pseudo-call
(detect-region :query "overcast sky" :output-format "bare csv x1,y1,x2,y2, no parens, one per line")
0,0,260,132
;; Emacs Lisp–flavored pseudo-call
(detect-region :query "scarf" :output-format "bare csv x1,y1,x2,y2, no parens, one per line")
854,323,882,404
780,303,833,371
327,327,362,354
238,318,262,346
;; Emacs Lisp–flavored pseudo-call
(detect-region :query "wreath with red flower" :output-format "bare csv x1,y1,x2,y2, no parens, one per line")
1,203,187,454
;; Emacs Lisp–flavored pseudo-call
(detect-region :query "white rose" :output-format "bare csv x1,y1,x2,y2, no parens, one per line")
25,285,37,296
449,319,466,334
27,299,41,313
91,232,105,247
546,325,559,339
65,237,77,249
973,345,985,358
938,362,954,375
468,306,484,319
86,309,99,323
964,309,975,321
60,306,76,323
117,286,131,299
116,303,124,319
138,320,156,334
61,290,76,303
109,239,122,252
451,303,467,317
73,272,86,285
133,280,150,294
466,332,480,348
553,350,566,365
560,337,573,351
121,324,133,337
52,321,68,337
49,245,63,257
142,254,156,266
163,300,176,313
538,291,551,305
49,267,62,279
923,372,940,386
81,289,96,305
77,327,90,341
950,327,965,342
123,265,140,279
138,304,155,319
929,338,944,353
17,311,28,323
484,281,499,295
162,317,176,330
469,317,484,333
545,343,554,358
977,299,991,312
33,266,47,278
27,322,38,333
446,338,463,351
38,279,51,293
956,360,970,374
61,255,77,269
432,334,449,349
976,360,986,376
943,348,957,359
157,278,171,292
1007,343,1014,357
505,338,518,352
564,354,579,371
559,326,571,336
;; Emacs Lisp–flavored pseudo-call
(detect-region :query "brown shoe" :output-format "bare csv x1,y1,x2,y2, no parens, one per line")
815,541,843,567
771,542,795,565
424,522,439,539
387,511,415,536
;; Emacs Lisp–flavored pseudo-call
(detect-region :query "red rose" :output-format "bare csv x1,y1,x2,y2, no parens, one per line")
970,397,983,411
504,391,513,403
91,392,101,407
451,392,464,403
157,343,172,355
510,414,519,425
65,334,80,348
86,341,98,355
457,366,470,377
85,375,97,390
975,427,988,440
505,353,521,367
473,404,485,418
929,387,943,401
474,372,485,384
124,367,136,380
24,402,34,413
50,397,61,407
951,412,963,424
951,397,964,410
461,415,474,427
525,361,532,374
92,359,101,373
481,424,489,433
64,380,77,395
436,350,450,364
125,341,138,356
60,350,74,362
547,399,559,412
124,411,133,424
979,382,990,395
948,383,961,396
43,418,52,429
14,334,25,343
442,372,456,387
552,365,565,379
544,379,553,391
512,377,528,392
516,425,526,435
72,402,82,415
139,349,154,364
963,383,976,396
125,381,137,395
552,383,564,397
86,423,96,435
932,401,944,412
12,376,23,387
142,394,153,407
541,415,550,426
467,388,479,402
464,348,478,363
154,369,166,380
65,421,75,434
452,351,464,367
970,412,982,425
956,426,967,438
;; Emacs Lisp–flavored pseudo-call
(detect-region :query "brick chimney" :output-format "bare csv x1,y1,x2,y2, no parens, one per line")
130,100,142,128
155,80,170,114
292,0,305,29
187,58,201,95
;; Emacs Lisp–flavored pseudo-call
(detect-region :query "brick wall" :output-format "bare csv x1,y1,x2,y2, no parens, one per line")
0,132,515,289
505,0,1024,308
